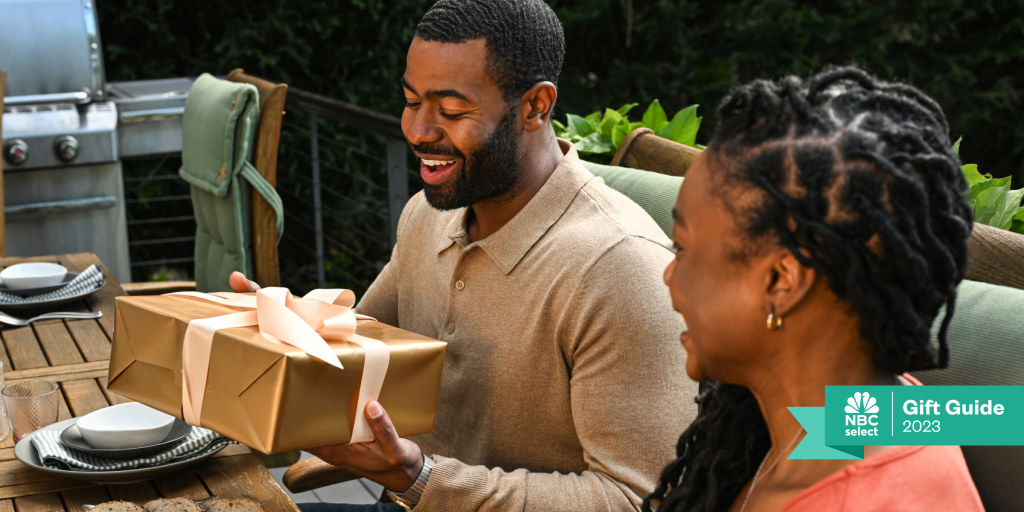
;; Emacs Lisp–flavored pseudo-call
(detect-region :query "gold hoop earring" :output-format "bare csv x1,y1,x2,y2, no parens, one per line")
766,309,783,331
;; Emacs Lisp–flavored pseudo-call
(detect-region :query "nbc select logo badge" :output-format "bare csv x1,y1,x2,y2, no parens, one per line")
844,391,879,437
819,385,1022,458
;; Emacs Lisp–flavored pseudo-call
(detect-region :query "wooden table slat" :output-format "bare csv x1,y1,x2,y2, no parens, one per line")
2,327,50,371
15,492,64,511
66,321,112,362
33,321,87,368
57,390,74,424
0,459,93,498
151,473,213,501
199,455,301,512
63,379,112,418
4,361,110,383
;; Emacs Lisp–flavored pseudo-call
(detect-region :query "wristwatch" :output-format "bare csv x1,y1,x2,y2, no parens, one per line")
386,454,435,510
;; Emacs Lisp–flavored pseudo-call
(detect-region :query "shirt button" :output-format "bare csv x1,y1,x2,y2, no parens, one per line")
446,323,455,334
455,280,465,291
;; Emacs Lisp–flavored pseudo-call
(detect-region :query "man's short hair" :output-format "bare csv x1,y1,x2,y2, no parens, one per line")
416,0,565,103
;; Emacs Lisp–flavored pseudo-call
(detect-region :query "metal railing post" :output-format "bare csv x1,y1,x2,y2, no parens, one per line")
385,137,409,248
310,111,326,288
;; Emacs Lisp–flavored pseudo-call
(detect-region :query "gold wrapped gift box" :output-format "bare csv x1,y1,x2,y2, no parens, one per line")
108,294,446,454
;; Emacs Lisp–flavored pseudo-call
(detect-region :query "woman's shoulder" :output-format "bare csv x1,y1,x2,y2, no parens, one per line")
783,445,984,512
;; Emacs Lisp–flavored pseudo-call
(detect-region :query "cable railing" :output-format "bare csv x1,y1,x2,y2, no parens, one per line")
122,86,417,296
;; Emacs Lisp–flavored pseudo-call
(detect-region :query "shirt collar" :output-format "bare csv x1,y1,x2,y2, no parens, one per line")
436,139,592,274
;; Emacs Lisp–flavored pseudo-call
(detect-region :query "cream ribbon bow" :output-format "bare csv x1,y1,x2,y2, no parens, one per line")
171,287,386,443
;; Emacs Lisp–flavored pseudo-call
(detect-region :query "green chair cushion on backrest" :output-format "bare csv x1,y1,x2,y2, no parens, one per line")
179,73,283,292
914,279,1024,512
581,160,684,238
920,279,1024,385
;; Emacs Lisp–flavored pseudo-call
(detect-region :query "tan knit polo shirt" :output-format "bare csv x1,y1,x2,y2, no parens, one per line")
357,141,698,511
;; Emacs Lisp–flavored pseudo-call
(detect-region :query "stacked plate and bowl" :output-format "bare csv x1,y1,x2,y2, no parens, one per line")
61,403,190,459
0,262,74,293
0,262,106,311
13,403,228,484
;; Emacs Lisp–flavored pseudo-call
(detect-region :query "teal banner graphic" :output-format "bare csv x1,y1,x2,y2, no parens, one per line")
789,386,1024,460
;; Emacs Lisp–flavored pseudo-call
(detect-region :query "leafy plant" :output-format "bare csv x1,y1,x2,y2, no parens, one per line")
955,138,1024,235
552,100,702,164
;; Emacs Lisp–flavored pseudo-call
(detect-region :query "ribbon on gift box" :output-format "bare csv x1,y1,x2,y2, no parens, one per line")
168,287,387,443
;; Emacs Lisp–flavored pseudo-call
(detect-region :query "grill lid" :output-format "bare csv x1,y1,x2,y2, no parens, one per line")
0,0,107,105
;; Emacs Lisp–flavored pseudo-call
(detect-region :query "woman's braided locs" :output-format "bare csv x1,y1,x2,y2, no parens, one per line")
643,66,973,512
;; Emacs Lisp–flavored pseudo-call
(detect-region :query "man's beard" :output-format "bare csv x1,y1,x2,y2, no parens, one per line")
419,110,522,211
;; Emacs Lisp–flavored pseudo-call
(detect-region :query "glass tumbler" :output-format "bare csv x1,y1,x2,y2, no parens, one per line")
2,380,60,442
0,361,8,442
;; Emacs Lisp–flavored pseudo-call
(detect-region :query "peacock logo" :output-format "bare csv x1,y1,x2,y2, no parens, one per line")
845,392,880,414
843,391,880,435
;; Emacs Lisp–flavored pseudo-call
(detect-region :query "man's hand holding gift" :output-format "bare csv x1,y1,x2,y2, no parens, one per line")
228,271,426,494
310,400,425,493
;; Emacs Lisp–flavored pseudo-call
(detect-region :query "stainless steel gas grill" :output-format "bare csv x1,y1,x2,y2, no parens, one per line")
1,0,131,281
1,0,195,283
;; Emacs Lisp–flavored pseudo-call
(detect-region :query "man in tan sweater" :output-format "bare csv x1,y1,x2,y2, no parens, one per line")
237,0,698,510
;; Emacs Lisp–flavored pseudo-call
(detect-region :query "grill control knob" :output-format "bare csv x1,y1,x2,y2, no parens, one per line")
54,135,80,162
4,139,30,166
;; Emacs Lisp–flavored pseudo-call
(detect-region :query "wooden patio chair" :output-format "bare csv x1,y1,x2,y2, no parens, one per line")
123,69,287,294
225,67,288,289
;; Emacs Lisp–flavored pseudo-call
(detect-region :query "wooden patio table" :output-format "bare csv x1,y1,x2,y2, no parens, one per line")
0,253,299,512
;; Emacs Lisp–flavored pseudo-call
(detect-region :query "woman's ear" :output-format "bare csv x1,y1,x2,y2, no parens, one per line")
762,249,816,316
520,82,557,132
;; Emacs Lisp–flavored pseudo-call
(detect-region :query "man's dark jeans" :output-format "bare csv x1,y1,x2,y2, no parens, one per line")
298,503,403,512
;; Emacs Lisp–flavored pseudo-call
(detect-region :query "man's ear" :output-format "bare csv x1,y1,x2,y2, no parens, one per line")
762,249,816,317
520,81,557,132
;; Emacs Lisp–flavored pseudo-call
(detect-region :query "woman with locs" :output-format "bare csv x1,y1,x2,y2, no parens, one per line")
649,66,985,511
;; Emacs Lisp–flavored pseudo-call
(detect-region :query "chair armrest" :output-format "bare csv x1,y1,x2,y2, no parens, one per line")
966,222,1024,290
121,280,197,295
283,456,360,493
611,127,702,177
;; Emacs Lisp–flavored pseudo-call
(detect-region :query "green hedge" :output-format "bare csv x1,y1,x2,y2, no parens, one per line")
98,0,1023,180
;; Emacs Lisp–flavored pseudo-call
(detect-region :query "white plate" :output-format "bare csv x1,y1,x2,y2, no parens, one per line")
0,272,78,297
0,286,100,312
14,418,225,484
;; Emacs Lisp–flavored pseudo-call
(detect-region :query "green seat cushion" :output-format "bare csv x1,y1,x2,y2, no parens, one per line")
581,160,683,238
